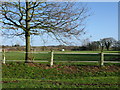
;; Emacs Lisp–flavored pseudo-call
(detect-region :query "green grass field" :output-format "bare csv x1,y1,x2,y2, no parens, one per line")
3,51,120,61
2,62,120,88
1,51,120,88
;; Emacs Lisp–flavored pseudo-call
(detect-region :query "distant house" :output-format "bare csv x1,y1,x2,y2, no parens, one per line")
61,49,65,51
0,48,2,52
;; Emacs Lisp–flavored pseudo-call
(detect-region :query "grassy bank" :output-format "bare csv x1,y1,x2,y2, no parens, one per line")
2,62,120,88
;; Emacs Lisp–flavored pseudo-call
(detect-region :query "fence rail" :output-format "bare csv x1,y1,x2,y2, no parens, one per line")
54,53,99,54
103,53,120,55
2,60,120,63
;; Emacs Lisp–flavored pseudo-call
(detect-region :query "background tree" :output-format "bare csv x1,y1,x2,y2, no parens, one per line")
112,40,120,51
100,37,116,51
0,1,90,62
86,41,100,51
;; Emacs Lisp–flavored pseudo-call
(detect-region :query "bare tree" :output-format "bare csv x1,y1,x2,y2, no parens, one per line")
100,37,116,51
0,1,90,62
86,41,100,51
112,40,120,50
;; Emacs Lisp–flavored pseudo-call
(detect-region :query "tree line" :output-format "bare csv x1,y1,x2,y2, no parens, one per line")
78,37,119,51
2,37,119,52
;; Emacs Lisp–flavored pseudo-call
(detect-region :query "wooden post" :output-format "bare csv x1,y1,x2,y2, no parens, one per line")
50,50,54,67
3,49,5,64
100,51,104,66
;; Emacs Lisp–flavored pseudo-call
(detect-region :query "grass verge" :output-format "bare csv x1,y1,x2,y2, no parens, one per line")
2,62,120,88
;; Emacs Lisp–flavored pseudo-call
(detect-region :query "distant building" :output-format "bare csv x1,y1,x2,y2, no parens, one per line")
0,48,2,52
61,49,65,51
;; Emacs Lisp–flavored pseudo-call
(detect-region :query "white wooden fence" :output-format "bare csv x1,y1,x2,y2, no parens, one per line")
2,50,120,67
53,52,120,66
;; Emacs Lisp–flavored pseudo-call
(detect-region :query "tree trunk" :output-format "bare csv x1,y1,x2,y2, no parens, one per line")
25,1,30,63
106,47,109,51
25,31,31,63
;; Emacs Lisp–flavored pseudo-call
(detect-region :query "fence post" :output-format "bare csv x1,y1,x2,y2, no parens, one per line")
100,51,104,66
3,49,5,64
50,50,54,67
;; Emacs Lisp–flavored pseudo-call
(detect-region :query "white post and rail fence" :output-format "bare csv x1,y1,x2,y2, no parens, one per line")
2,49,120,67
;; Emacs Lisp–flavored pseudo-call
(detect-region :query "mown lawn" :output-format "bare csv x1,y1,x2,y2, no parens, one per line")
2,62,120,88
2,51,120,61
